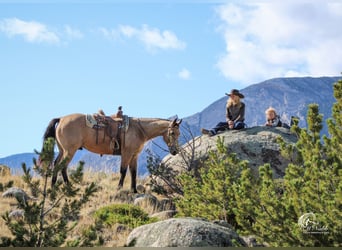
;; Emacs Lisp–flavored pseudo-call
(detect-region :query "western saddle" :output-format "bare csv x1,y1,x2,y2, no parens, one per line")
86,106,127,155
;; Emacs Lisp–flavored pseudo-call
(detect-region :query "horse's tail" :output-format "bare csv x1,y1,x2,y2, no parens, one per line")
38,118,60,166
43,118,60,140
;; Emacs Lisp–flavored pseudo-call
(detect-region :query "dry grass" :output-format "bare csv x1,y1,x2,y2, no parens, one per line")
0,170,156,247
0,174,26,239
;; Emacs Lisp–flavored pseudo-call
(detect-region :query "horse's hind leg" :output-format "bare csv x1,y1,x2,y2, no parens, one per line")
52,148,75,186
52,151,63,186
61,167,69,184
60,150,75,184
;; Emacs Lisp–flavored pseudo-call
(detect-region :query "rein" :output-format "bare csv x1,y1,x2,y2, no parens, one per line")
151,140,170,153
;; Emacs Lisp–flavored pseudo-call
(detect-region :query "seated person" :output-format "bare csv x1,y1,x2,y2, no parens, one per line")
264,107,282,127
202,89,246,136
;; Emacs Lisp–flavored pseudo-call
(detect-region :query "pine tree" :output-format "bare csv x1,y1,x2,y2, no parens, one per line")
0,138,100,247
231,163,258,232
176,137,249,227
278,80,341,246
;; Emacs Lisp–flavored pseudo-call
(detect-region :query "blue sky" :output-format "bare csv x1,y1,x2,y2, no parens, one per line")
1,0,342,157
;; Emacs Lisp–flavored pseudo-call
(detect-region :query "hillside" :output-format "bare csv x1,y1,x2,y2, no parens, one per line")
1,76,340,175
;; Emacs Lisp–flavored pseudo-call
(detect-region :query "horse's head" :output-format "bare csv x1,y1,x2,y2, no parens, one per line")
163,118,182,155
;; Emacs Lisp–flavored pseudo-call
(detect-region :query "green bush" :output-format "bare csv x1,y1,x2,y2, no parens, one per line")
94,203,158,229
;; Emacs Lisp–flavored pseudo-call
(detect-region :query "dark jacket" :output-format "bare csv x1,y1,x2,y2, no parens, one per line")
226,102,245,122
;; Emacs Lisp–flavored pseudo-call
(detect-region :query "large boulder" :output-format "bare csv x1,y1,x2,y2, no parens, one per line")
126,218,246,247
163,126,297,179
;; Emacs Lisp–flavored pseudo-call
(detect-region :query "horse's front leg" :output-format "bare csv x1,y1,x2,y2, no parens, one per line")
129,155,138,193
117,154,130,191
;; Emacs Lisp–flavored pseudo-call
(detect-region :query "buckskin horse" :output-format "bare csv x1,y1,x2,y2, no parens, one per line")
41,113,182,193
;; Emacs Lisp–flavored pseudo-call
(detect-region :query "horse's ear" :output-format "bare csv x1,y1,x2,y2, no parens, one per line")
177,119,182,126
171,118,178,126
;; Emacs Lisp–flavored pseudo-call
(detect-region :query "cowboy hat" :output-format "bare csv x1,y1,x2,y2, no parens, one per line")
225,89,244,98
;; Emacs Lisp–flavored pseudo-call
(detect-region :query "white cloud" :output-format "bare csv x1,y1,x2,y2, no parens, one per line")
101,24,186,51
99,27,112,39
178,68,191,80
64,25,83,40
0,18,60,44
98,27,121,42
119,25,136,38
215,2,342,84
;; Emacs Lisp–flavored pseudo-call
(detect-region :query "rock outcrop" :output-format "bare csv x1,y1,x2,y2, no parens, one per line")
111,190,176,216
126,218,246,247
150,210,177,220
163,126,297,179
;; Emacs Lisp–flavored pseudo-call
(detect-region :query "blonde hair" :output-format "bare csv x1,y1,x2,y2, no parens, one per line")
265,107,277,115
227,95,241,108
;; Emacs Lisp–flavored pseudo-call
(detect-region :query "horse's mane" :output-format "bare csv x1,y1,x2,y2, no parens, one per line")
130,117,171,122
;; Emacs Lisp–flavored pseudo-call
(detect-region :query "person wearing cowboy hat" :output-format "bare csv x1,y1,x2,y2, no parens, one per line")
201,89,246,136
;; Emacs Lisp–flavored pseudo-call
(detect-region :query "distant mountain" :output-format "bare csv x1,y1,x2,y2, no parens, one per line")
0,153,39,174
1,76,340,176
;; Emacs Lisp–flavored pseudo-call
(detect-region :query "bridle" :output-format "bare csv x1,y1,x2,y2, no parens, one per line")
166,125,178,148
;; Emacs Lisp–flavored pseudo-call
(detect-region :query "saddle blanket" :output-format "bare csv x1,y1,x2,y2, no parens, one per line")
86,114,104,128
85,114,129,132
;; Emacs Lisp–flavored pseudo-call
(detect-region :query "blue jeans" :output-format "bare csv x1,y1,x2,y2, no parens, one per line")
210,121,245,135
